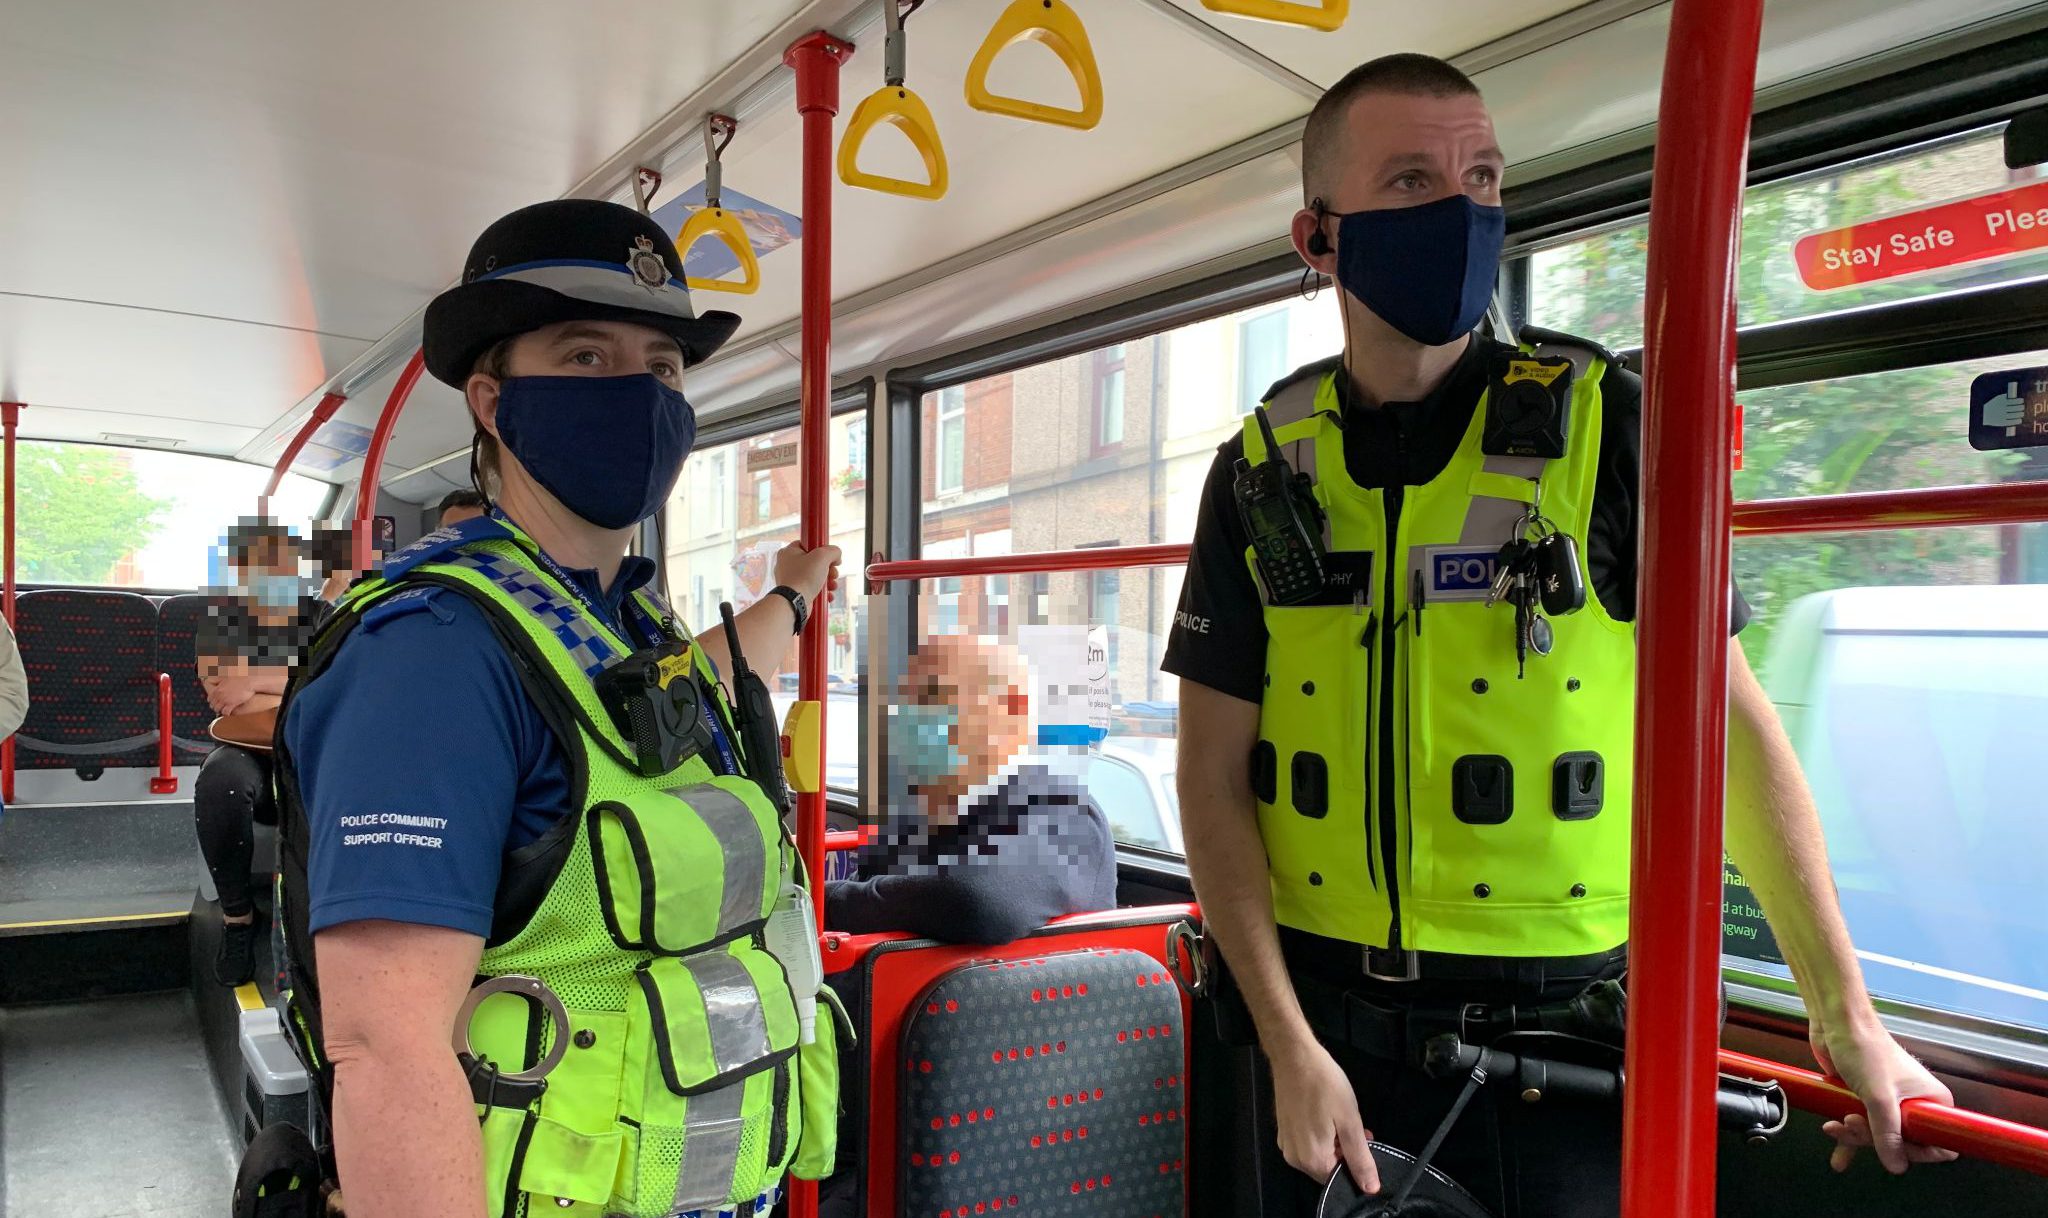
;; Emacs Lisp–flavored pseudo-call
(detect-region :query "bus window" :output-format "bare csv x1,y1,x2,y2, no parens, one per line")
663,414,868,793
19,441,328,591
1524,125,2048,350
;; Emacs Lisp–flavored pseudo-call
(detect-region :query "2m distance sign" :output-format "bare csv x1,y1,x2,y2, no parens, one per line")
1794,178,2048,291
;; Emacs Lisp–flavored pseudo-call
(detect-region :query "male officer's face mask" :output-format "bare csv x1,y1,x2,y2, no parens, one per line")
1330,193,1507,347
494,373,697,530
889,704,963,786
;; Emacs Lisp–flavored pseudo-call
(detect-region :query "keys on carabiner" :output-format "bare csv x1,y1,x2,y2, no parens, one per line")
1487,538,1529,608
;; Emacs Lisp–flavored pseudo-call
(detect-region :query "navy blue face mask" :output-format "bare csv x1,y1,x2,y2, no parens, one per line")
1331,193,1507,347
493,373,696,530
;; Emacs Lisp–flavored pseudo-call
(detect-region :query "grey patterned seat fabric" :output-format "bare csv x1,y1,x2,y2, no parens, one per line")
899,947,1188,1218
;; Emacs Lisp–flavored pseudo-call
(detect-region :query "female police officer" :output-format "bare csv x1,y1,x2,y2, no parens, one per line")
273,200,841,1218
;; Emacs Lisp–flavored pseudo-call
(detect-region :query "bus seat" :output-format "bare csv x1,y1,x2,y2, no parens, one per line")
826,903,1197,1218
155,594,218,766
14,589,162,773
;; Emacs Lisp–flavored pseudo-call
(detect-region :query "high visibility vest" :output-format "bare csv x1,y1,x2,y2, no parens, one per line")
275,520,840,1218
1244,341,1638,958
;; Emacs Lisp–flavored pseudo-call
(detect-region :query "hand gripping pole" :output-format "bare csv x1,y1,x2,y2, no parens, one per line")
838,0,948,200
965,0,1105,131
1199,0,1349,32
674,114,761,294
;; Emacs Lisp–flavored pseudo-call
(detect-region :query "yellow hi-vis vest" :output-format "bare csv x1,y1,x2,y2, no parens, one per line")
1243,342,1637,958
275,520,840,1218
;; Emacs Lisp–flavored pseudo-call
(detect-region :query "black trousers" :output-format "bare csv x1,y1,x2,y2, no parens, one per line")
193,744,278,918
1262,933,1628,1218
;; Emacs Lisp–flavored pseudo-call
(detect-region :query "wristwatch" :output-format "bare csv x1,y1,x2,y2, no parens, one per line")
766,584,808,634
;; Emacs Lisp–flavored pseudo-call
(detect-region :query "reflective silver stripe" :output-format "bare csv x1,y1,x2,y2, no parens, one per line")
681,783,768,935
489,263,699,320
1458,452,1547,544
671,1080,746,1212
685,952,772,1075
1262,375,1323,428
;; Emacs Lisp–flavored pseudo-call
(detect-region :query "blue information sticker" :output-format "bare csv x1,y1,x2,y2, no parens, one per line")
1968,366,2048,451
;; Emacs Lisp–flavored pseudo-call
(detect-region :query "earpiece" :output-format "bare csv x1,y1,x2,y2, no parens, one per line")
1306,197,1331,257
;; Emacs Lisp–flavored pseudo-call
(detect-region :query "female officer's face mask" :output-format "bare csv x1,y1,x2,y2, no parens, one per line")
493,373,697,530
889,704,963,786
1330,193,1507,347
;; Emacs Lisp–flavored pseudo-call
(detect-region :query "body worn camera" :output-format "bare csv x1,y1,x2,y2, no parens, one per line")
593,637,716,777
1234,405,1328,606
1483,353,1573,459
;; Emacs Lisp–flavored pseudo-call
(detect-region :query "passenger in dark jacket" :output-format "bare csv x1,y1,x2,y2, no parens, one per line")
824,633,1117,944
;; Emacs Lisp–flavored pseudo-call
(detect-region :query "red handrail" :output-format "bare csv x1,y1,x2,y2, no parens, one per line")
1624,1,1764,1214
2,401,18,806
1732,480,2048,535
260,390,347,513
784,29,852,1218
149,672,178,795
353,350,427,573
1720,1050,2048,1177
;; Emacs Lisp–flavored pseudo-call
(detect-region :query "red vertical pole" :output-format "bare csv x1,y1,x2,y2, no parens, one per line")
783,29,851,1218
353,350,427,574
1622,2,1764,1216
2,401,18,805
150,673,178,794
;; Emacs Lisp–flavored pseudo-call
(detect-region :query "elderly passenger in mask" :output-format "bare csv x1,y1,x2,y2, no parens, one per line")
824,633,1117,944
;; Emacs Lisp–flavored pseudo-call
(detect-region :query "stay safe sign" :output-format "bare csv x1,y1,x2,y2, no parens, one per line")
1793,178,2048,291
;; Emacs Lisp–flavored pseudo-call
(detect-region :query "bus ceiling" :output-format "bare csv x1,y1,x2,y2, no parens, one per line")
5,0,2044,480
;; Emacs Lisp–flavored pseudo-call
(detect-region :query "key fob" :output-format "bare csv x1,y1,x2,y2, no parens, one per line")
1526,612,1555,657
1535,531,1587,616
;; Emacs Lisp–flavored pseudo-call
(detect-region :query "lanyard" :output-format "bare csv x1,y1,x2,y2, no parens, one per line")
492,510,742,776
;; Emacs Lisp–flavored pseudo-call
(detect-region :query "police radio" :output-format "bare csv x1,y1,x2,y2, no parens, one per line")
1233,406,1327,606
594,638,716,778
1483,353,1573,459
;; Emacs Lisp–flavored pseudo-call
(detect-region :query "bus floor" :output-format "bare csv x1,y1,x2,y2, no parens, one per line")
0,990,239,1218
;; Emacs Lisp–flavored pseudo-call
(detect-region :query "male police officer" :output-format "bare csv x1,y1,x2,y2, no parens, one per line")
1163,54,1954,1216
275,200,842,1218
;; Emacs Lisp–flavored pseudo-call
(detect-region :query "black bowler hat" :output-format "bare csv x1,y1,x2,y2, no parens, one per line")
421,199,742,388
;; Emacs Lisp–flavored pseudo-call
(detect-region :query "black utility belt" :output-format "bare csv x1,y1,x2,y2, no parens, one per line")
1292,970,1629,1071
1279,928,1628,989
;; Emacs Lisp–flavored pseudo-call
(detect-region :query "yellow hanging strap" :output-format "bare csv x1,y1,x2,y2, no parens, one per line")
1198,0,1349,32
673,114,761,295
964,0,1104,131
838,0,948,200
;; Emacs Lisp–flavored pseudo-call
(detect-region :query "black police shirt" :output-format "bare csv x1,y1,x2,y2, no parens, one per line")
1162,338,1750,704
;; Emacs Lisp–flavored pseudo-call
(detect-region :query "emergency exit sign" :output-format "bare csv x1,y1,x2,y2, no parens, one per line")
1793,178,2048,291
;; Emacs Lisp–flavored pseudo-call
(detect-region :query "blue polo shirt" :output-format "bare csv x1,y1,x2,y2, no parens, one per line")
286,519,695,939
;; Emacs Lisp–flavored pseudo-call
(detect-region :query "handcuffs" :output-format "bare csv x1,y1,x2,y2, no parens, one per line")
452,974,571,1118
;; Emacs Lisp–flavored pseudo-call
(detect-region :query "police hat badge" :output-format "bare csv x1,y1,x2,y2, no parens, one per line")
627,234,669,290
1317,1145,1495,1218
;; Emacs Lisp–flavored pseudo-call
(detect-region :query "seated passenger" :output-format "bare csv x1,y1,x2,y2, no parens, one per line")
194,522,320,985
435,487,487,528
825,634,1117,945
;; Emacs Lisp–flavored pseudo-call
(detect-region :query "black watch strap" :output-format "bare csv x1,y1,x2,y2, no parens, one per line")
767,585,807,634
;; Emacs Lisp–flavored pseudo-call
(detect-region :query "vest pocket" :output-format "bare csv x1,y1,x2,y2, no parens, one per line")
590,779,784,955
787,985,851,1181
619,947,801,1216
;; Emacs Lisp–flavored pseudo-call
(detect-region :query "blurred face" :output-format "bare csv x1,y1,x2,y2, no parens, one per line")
232,536,304,613
891,636,1032,823
1294,90,1504,263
